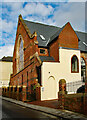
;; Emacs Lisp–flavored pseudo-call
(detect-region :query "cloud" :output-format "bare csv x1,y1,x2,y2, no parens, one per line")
1,0,68,2
1,19,14,33
0,18,2,31
2,2,53,17
2,2,23,21
53,2,85,32
9,2,23,11
68,0,86,2
0,17,16,46
2,0,87,2
24,2,85,32
2,2,54,23
20,3,53,17
1,2,53,48
3,2,23,12
0,45,14,59
1,2,86,58
25,14,56,25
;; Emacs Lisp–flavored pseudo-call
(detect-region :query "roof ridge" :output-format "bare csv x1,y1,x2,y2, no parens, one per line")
24,19,60,29
24,19,87,34
47,25,65,46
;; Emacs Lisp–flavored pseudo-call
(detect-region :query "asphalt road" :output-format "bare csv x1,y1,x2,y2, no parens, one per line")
1,99,61,120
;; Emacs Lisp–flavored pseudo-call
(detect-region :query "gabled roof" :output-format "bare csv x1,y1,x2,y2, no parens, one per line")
47,23,67,45
0,56,13,62
24,20,60,47
23,17,87,52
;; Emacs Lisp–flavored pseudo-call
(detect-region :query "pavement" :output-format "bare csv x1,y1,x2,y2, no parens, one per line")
1,96,87,120
28,99,58,109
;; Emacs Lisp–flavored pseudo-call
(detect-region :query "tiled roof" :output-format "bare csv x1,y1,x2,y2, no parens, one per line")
76,31,87,52
24,20,60,47
0,56,13,62
48,23,67,45
23,19,87,52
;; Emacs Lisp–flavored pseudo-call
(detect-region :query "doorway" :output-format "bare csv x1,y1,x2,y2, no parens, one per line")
48,76,56,99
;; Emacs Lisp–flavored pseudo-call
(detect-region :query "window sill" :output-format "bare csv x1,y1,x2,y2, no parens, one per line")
71,71,79,73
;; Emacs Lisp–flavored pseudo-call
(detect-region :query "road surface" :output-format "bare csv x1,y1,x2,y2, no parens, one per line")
1,99,62,120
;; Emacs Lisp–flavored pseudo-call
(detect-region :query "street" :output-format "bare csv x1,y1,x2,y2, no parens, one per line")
1,99,61,120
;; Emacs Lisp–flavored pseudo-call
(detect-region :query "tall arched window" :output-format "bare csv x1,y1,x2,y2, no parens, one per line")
19,38,24,71
71,55,79,73
16,35,24,72
81,57,86,82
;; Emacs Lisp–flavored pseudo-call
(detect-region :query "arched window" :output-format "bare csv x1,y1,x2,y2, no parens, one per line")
16,35,24,72
81,57,86,82
71,55,79,73
19,38,24,71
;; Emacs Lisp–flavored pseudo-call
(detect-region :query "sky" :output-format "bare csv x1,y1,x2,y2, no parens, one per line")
0,1,87,59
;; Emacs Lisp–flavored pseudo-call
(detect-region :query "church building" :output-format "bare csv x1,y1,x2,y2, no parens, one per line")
10,15,87,101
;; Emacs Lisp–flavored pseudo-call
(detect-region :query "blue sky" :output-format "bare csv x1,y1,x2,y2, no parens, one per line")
0,1,86,58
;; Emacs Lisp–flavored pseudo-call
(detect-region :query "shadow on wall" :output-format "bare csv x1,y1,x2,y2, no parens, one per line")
77,85,85,93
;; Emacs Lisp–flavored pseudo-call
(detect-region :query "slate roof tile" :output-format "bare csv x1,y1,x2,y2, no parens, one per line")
23,19,87,52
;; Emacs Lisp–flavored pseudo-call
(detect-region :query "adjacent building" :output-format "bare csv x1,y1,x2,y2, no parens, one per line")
0,56,13,87
10,15,87,100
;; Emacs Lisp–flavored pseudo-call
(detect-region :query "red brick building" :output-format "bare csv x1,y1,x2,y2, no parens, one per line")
10,15,87,101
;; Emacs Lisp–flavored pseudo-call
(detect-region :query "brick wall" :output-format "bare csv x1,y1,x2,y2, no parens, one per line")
10,15,41,101
81,52,87,79
64,93,84,114
49,22,79,62
50,39,59,62
58,79,87,115
13,17,38,74
10,56,41,92
58,22,78,49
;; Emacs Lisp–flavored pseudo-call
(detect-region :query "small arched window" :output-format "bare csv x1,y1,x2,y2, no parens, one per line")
71,55,79,73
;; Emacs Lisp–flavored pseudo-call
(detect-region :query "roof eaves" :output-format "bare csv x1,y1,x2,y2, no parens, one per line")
0,56,13,62
39,56,55,62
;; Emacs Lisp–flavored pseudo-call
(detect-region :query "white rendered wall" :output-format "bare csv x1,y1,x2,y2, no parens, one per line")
41,48,81,100
0,61,13,87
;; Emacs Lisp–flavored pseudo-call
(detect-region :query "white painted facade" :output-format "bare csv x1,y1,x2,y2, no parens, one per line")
41,48,81,100
0,61,13,87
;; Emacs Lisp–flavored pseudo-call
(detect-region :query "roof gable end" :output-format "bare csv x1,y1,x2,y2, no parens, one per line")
58,22,79,49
